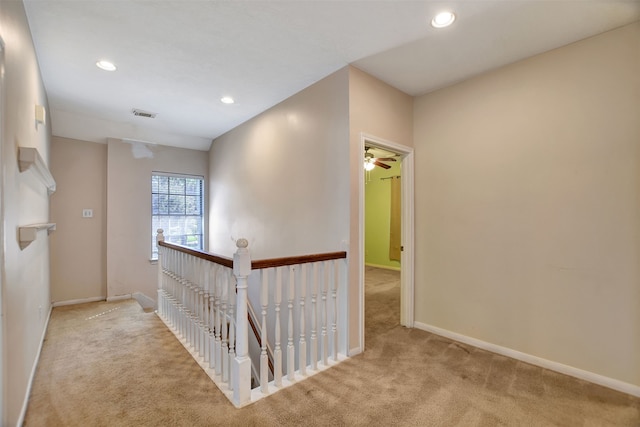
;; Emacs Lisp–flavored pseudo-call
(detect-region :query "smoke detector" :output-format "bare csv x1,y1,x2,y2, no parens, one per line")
132,109,157,118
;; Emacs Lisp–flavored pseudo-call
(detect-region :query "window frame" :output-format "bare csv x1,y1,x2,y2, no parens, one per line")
151,171,205,261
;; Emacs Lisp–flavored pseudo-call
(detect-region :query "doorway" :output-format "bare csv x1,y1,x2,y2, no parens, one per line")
358,133,414,351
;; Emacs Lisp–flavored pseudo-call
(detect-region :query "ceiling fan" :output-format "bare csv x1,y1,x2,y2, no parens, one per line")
364,146,397,170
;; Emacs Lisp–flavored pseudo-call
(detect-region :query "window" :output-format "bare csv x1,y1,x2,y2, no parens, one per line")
151,173,204,260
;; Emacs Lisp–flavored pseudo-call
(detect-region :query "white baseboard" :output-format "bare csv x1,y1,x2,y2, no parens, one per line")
348,346,363,357
52,296,105,307
17,304,53,427
364,263,401,271
132,292,156,310
414,322,640,398
106,294,132,303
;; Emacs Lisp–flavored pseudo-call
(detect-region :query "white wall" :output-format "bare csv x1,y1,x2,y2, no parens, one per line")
414,22,640,387
107,138,208,303
0,0,53,424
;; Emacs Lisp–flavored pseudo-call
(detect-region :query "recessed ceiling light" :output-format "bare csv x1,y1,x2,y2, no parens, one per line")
96,60,117,71
220,96,235,104
431,11,456,28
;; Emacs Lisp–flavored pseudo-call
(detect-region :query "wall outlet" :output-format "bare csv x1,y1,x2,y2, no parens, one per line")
82,209,93,218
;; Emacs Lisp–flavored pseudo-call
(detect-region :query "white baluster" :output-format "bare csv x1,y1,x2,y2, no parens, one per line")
214,265,222,376
172,249,178,330
203,260,210,363
311,262,318,370
181,254,188,340
203,290,209,362
274,267,282,387
174,251,180,330
299,263,307,376
322,261,329,366
195,260,202,353
174,253,181,334
166,248,173,326
332,259,339,361
178,253,184,338
191,258,198,353
221,270,230,383
228,275,236,391
232,238,252,406
209,291,216,369
260,269,269,393
198,289,204,357
189,258,196,349
156,229,165,318
199,259,206,357
287,265,295,381
208,262,216,369
176,255,183,334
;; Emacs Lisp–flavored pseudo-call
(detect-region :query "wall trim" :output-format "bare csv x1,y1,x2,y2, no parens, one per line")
414,321,640,398
52,296,105,307
348,346,363,357
106,294,132,303
132,292,156,310
17,304,53,427
364,262,401,272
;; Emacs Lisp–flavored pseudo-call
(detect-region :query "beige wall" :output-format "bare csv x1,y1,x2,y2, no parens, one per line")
208,66,412,355
209,68,351,350
107,139,208,303
0,0,53,424
348,66,413,351
414,23,640,387
50,137,107,303
209,69,350,258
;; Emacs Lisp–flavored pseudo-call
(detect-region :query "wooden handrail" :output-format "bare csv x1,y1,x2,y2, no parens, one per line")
251,251,347,270
158,240,233,268
158,240,346,270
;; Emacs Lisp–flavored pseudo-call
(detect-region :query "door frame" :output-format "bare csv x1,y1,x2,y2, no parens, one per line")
358,133,414,350
0,35,6,424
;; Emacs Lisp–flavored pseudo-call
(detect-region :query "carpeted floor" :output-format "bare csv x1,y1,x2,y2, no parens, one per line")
24,267,640,426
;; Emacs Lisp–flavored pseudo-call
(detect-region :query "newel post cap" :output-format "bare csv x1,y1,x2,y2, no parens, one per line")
156,228,165,242
233,237,251,277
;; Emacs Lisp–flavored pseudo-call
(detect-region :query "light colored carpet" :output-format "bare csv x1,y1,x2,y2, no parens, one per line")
24,267,640,426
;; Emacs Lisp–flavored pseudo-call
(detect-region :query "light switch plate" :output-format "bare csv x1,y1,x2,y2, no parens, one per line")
82,209,93,218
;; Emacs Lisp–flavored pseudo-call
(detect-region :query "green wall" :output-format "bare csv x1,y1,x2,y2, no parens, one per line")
364,160,401,270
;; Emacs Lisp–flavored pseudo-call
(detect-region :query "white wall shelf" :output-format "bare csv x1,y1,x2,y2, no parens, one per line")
18,146,56,195
19,223,56,250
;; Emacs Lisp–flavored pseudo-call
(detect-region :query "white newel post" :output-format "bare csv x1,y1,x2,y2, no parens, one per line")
232,238,252,406
156,229,165,317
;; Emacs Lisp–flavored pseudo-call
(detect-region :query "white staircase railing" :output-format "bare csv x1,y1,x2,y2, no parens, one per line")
156,229,348,407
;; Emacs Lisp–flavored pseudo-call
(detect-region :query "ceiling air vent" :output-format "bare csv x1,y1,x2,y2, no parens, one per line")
132,109,157,118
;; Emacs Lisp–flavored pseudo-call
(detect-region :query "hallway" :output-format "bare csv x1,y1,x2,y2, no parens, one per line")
364,266,400,346
24,281,639,426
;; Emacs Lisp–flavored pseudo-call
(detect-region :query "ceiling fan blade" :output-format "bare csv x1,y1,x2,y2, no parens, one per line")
376,157,396,162
374,160,391,169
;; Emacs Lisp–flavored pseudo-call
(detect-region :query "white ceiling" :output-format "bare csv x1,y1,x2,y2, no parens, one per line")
23,0,640,151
